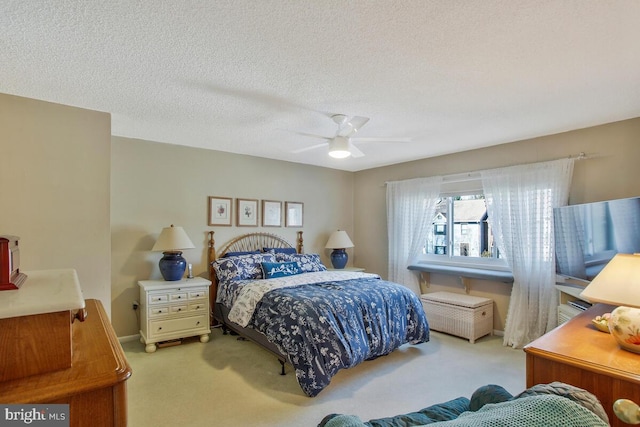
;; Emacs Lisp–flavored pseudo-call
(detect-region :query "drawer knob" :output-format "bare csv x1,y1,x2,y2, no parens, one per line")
73,308,88,323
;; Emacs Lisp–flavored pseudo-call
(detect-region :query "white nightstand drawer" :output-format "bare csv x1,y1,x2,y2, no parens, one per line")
171,304,188,314
189,289,207,299
150,307,169,316
149,294,169,304
189,302,207,312
170,292,188,302
150,315,208,336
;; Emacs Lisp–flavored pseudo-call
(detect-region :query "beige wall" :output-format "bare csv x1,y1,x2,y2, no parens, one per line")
111,137,355,337
4,92,639,337
0,93,112,313
353,117,640,331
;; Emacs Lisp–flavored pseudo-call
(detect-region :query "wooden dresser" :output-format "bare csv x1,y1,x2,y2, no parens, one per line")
524,303,640,427
0,299,132,426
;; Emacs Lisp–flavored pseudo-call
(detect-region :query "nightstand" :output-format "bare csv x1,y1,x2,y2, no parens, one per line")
524,303,640,427
138,277,211,353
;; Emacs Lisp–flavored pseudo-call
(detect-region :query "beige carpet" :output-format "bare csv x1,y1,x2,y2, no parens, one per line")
122,328,526,427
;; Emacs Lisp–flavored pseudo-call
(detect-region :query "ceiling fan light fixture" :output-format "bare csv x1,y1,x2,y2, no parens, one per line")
328,137,351,159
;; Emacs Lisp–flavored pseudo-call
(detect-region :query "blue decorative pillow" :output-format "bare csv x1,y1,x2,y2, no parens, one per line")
223,250,260,258
232,253,276,280
263,247,297,255
275,253,327,272
261,261,302,279
212,253,276,282
211,258,240,283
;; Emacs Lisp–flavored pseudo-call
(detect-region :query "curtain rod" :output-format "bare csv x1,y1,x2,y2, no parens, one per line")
385,152,589,186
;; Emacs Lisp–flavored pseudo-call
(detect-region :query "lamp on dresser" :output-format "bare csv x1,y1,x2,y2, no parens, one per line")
325,230,354,269
152,225,195,281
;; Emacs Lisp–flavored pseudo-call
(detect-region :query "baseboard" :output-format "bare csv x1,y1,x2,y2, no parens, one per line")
493,329,504,337
118,334,140,344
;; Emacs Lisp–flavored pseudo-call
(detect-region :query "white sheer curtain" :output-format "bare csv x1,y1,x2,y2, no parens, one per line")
386,176,442,295
481,158,574,348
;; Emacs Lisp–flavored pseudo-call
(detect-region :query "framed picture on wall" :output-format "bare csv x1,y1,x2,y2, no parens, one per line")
208,196,232,226
285,201,304,227
262,200,282,227
237,198,259,226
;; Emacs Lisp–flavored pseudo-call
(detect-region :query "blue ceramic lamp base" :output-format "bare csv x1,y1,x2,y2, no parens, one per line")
159,251,187,281
330,249,348,269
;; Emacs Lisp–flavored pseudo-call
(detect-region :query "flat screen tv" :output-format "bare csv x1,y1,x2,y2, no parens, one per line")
554,196,640,281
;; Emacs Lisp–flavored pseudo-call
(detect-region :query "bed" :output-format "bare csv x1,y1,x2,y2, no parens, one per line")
207,231,430,397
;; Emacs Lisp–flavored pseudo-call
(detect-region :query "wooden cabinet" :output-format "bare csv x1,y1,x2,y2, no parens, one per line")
138,277,211,353
524,303,640,427
0,299,131,427
0,269,86,382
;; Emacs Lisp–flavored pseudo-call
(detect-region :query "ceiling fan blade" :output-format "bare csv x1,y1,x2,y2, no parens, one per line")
291,131,331,140
349,143,365,158
347,116,370,133
292,142,328,154
352,137,413,143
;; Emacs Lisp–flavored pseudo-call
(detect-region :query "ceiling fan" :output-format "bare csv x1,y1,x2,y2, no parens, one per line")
292,114,411,158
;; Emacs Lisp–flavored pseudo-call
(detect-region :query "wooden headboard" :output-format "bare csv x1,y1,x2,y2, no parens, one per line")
207,230,304,324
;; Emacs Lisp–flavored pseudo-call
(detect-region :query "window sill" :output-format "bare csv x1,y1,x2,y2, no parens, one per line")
408,261,514,293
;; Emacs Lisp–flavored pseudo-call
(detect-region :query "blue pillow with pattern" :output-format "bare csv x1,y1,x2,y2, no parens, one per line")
232,253,276,280
263,247,297,255
223,250,260,258
212,253,276,283
275,253,327,272
211,257,240,283
261,261,302,279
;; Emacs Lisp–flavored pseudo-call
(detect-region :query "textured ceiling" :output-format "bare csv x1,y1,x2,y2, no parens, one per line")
2,1,640,172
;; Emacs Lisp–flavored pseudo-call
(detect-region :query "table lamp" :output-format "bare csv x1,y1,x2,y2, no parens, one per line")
152,225,195,281
325,230,354,269
580,253,640,353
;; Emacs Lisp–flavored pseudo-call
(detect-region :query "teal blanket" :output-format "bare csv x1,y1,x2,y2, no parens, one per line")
318,383,610,427
322,395,608,427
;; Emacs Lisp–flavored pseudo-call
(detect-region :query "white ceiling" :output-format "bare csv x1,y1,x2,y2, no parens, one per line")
2,1,640,172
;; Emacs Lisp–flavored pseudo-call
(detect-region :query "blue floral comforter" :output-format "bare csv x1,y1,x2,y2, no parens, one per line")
219,272,430,397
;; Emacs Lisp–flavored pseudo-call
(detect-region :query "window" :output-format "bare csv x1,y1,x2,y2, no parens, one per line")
423,194,506,267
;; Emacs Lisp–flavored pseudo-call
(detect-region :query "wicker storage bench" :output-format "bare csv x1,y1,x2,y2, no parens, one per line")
421,291,493,343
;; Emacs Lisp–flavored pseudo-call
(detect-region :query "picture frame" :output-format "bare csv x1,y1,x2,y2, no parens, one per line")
285,201,304,227
262,200,282,227
237,198,259,226
208,196,232,226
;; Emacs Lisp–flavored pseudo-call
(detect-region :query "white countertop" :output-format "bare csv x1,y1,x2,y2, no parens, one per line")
0,269,85,319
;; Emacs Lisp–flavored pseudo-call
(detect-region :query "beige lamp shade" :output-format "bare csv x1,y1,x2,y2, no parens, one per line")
580,253,640,308
151,225,195,253
325,230,354,249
